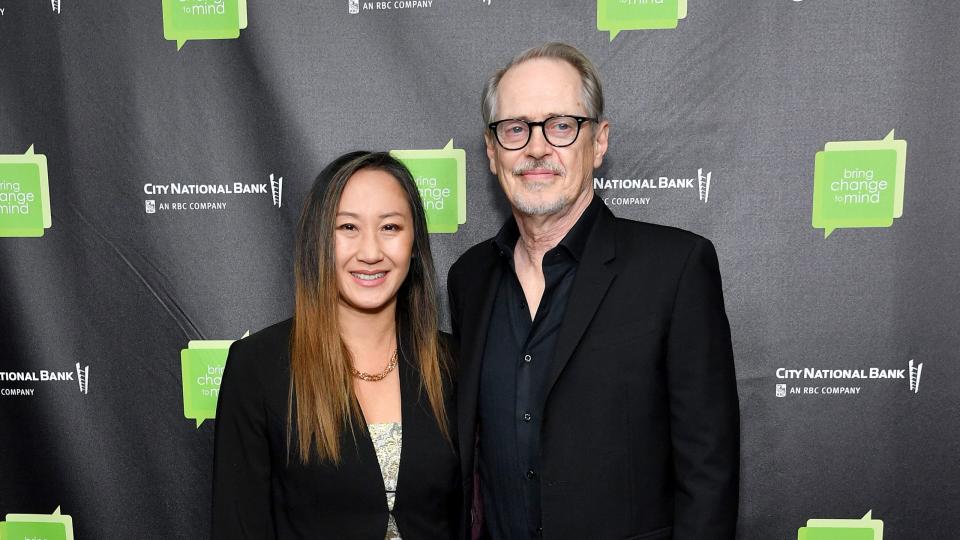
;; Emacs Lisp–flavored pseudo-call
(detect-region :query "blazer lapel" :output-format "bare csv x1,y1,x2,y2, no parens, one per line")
544,206,618,399
456,246,502,481
393,344,418,513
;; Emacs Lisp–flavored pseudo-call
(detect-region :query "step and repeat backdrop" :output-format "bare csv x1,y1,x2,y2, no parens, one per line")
1,1,958,538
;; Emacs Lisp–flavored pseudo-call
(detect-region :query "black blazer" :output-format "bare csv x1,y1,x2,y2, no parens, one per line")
211,319,461,540
448,201,740,540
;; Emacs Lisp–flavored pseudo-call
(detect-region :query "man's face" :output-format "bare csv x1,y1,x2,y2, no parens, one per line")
486,58,609,217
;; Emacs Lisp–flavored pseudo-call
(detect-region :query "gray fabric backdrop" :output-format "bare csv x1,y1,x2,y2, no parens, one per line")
1,0,958,538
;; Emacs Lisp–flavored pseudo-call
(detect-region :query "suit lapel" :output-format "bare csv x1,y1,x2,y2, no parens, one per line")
456,246,502,481
544,206,618,399
393,343,417,513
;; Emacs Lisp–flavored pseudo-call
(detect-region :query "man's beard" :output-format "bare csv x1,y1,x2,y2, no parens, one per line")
509,159,569,216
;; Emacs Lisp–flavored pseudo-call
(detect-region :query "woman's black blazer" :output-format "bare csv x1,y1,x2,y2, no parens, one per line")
211,319,461,539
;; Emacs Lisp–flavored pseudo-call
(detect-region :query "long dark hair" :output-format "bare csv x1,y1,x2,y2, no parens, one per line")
289,151,448,464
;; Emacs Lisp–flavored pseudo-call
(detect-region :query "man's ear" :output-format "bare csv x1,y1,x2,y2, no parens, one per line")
592,120,610,169
485,131,498,175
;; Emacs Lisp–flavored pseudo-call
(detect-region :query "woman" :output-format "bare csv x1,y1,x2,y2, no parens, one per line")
212,151,461,539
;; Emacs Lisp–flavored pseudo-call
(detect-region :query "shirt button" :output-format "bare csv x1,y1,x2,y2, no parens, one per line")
524,354,532,363
537,526,543,535
522,412,532,422
526,469,536,480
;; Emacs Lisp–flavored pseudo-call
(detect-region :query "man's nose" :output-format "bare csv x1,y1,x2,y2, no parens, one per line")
525,125,552,159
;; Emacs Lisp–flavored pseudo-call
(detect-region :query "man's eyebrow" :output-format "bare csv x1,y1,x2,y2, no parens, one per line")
506,113,570,121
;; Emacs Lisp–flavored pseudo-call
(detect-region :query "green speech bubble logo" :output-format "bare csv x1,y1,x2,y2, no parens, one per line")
597,0,687,40
812,130,907,238
0,146,51,238
798,510,884,540
391,140,466,234
0,506,74,540
161,0,249,50
180,333,246,428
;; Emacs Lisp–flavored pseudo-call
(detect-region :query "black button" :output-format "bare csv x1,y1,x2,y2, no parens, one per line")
526,469,536,480
520,302,526,309
522,412,532,422
536,526,543,535
523,354,532,363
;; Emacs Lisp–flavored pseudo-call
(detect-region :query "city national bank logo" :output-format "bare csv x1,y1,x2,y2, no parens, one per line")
798,510,883,540
76,362,89,394
0,365,89,398
0,145,52,238
181,332,247,428
595,168,712,207
0,506,74,540
143,174,282,214
812,130,907,238
270,173,283,208
908,359,922,393
775,360,923,397
391,140,466,233
161,0,248,50
597,0,687,40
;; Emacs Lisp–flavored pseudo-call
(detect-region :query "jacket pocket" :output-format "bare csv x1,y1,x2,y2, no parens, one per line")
623,525,672,540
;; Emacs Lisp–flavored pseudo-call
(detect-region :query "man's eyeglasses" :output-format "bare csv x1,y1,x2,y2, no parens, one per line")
488,115,596,151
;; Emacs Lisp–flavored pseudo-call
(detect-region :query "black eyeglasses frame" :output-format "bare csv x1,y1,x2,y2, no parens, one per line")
487,115,597,150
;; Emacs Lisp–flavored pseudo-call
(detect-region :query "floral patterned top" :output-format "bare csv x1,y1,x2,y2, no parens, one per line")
368,422,403,540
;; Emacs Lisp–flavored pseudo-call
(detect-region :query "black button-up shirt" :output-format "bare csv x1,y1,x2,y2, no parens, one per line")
477,197,602,539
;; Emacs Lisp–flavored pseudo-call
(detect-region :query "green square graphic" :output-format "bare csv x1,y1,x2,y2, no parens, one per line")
0,146,51,238
180,340,233,428
814,149,897,227
825,137,907,218
1,508,73,540
162,0,248,50
797,510,884,540
597,0,686,40
812,130,907,238
391,140,467,234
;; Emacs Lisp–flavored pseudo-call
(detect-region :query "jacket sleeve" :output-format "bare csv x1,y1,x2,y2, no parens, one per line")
211,339,277,540
665,237,740,539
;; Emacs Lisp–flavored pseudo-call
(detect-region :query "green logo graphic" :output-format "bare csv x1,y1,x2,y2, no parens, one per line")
180,332,246,428
812,130,907,238
0,507,74,540
0,146,51,238
161,0,249,50
597,0,688,40
798,510,884,540
391,140,466,234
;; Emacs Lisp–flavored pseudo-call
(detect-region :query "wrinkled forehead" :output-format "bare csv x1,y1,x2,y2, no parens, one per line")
496,58,587,120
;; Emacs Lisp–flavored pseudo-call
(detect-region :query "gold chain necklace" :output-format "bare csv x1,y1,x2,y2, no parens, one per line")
350,348,398,382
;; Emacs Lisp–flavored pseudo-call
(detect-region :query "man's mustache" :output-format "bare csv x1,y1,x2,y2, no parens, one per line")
512,159,566,177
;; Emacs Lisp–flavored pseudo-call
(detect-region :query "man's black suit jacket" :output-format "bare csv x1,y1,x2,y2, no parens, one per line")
447,201,740,540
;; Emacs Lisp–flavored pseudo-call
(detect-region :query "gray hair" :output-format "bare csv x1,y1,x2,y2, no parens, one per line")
481,42,605,127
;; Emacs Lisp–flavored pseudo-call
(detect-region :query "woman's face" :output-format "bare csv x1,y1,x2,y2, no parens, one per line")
334,168,415,314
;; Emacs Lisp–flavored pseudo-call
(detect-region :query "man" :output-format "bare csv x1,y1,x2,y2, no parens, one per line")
448,43,740,540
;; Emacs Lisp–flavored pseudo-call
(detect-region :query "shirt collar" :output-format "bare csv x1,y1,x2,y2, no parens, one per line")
492,195,603,262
